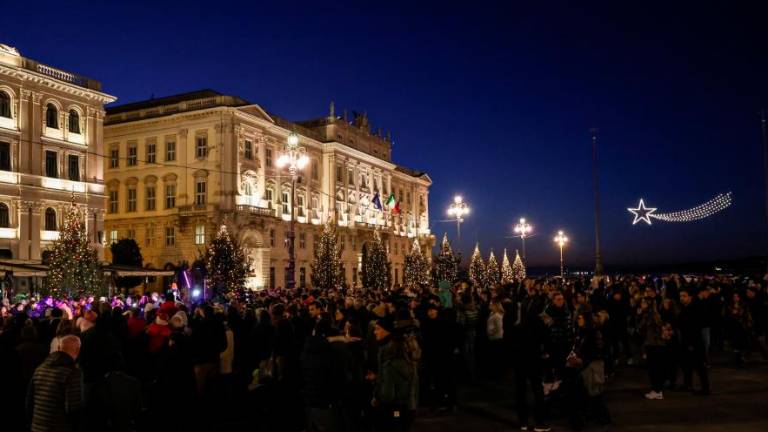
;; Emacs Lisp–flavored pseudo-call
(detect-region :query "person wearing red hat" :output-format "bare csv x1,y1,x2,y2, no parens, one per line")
146,312,171,353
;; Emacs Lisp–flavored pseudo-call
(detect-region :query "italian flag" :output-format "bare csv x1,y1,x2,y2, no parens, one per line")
386,193,400,214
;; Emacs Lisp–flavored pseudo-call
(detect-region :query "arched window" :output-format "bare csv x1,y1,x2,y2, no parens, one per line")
46,104,58,129
0,92,10,118
68,110,80,134
0,203,8,228
244,181,252,197
45,208,56,231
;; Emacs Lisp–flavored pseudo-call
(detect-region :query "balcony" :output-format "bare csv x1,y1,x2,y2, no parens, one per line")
178,205,209,217
236,205,275,217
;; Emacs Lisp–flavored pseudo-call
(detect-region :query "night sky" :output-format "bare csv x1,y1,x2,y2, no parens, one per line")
3,1,767,268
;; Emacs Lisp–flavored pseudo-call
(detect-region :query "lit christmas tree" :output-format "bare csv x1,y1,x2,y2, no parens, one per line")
311,221,344,290
204,224,249,298
434,233,459,284
512,249,526,280
501,248,514,284
486,250,500,288
43,204,102,297
404,238,430,289
362,230,390,291
468,243,486,289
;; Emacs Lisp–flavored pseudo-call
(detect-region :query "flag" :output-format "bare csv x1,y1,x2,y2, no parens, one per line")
392,201,401,214
385,193,396,209
372,193,383,211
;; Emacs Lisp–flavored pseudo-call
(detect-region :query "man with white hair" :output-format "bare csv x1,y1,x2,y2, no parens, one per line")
26,335,82,432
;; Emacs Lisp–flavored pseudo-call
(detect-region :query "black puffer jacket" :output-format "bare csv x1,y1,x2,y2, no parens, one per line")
300,334,343,408
26,351,82,432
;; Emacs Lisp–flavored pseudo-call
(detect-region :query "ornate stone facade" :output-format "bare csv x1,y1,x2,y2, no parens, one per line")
0,43,115,291
104,91,432,290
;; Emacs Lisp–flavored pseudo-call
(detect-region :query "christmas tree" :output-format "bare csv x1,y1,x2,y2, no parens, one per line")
468,243,486,289
512,249,526,280
501,248,514,284
204,225,249,298
486,250,500,288
311,221,344,290
43,204,102,297
362,230,390,291
404,238,430,289
434,233,459,284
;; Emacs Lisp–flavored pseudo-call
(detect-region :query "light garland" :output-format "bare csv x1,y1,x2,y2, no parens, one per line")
628,192,732,225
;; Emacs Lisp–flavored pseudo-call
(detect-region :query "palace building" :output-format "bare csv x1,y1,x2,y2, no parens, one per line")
0,43,115,293
103,90,432,290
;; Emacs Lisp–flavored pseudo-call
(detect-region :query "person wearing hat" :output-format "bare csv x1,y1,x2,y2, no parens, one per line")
146,312,171,353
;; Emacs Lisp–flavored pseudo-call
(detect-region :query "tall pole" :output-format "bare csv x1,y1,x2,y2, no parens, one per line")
560,243,564,278
591,129,604,276
287,175,297,290
456,218,462,248
761,110,768,272
521,235,526,260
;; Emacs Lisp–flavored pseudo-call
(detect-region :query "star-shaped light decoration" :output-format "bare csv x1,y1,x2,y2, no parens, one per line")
628,199,657,225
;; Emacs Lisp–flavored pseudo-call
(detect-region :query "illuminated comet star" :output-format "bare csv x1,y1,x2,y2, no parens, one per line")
628,192,732,225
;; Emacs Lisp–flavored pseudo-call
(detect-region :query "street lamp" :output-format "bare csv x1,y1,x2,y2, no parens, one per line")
276,132,309,289
554,230,568,278
513,217,532,259
446,195,470,247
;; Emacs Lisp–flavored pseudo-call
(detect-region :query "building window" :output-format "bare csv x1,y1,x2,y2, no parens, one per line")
146,143,156,164
299,232,306,249
196,135,207,158
311,160,318,180
109,190,118,213
297,195,305,217
0,142,10,171
68,155,79,181
266,148,273,167
145,186,156,210
165,139,176,161
45,150,57,178
269,229,275,247
195,178,206,206
265,187,274,208
126,229,135,240
109,230,118,245
165,185,176,209
0,203,8,228
269,267,275,289
300,267,306,288
44,208,56,231
127,142,137,166
282,191,289,214
165,227,175,246
110,147,119,168
336,165,342,182
195,224,205,245
45,104,58,129
348,170,354,185
68,110,80,134
127,187,137,212
244,140,253,160
0,92,10,118
145,225,154,246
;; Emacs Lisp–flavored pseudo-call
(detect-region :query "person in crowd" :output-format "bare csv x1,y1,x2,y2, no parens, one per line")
456,291,479,381
637,297,665,400
565,310,610,430
678,288,710,395
725,291,752,366
542,291,573,382
301,318,344,431
486,301,505,379
421,303,458,410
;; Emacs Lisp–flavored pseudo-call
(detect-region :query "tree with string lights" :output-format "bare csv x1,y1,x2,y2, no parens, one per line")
512,249,526,280
362,230,390,291
311,221,345,290
501,248,514,285
204,224,249,298
486,250,500,288
43,204,102,297
468,243,486,289
404,238,430,289
434,233,459,285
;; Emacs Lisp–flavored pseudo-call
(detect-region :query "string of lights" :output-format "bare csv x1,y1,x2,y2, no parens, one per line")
628,192,732,225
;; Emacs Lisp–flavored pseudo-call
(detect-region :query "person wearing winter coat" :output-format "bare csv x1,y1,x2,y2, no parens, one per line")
677,288,710,395
542,291,573,380
637,298,666,400
146,312,171,353
565,311,610,430
486,301,505,379
301,319,345,432
421,304,458,410
26,335,82,432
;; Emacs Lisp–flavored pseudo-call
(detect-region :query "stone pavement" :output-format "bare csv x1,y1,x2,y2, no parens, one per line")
412,362,768,431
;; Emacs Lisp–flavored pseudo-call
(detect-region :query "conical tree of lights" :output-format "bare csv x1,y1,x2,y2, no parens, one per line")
501,248,514,285
404,238,430,289
512,249,526,280
204,224,249,298
468,243,486,289
311,221,344,290
362,230,390,291
434,233,459,284
43,204,102,297
486,250,500,288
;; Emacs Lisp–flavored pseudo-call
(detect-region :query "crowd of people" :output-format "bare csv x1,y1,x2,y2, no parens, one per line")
1,272,767,432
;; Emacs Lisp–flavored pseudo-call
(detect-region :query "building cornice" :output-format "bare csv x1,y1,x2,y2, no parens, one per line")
0,64,116,104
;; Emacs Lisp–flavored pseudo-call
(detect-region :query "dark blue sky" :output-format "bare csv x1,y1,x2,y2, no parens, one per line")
4,1,767,268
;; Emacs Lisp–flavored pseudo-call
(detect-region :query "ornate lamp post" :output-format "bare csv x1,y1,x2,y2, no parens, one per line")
554,230,568,278
513,217,532,260
276,132,309,289
446,195,470,247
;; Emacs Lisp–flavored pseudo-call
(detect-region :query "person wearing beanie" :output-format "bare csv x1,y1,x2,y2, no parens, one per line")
146,312,171,353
